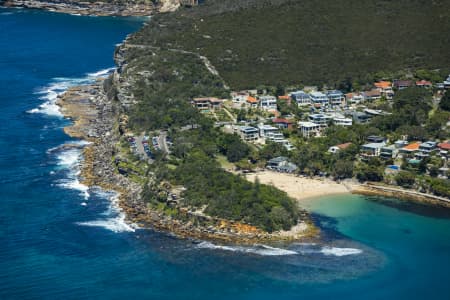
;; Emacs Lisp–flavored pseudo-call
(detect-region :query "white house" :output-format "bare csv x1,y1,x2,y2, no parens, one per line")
310,91,328,107
299,121,321,138
259,96,277,111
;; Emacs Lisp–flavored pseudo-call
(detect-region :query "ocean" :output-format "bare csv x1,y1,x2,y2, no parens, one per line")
1,7,449,299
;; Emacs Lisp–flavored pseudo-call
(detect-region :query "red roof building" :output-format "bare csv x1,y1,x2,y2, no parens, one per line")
272,118,293,130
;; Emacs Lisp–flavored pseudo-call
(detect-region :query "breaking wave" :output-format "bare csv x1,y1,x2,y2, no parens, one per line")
54,147,90,200
76,193,137,233
197,241,363,257
27,67,114,117
196,242,298,256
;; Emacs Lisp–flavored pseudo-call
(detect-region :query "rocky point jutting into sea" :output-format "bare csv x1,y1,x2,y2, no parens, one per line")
56,40,318,244
1,0,181,16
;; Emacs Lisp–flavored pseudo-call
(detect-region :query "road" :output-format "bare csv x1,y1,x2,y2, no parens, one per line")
158,131,170,154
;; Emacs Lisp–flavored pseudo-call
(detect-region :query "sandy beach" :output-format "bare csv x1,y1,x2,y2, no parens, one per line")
245,171,353,201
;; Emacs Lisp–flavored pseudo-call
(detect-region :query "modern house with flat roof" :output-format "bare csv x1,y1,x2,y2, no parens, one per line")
291,91,311,106
259,96,277,111
299,121,321,138
380,145,398,159
419,141,437,153
327,90,345,106
361,142,387,157
257,124,279,138
310,91,328,107
309,114,332,127
352,111,371,124
267,156,298,173
192,97,223,112
366,135,385,143
237,126,259,142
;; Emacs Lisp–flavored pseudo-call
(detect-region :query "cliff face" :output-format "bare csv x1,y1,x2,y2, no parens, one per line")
1,0,180,16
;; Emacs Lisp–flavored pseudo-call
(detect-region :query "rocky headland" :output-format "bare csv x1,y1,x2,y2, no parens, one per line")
56,51,318,245
1,0,180,16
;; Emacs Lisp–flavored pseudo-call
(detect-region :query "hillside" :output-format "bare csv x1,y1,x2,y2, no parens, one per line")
129,0,450,89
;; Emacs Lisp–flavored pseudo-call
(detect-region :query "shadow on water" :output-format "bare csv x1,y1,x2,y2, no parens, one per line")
365,196,450,219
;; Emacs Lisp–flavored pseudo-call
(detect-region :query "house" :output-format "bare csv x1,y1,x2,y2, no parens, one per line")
352,111,371,124
272,118,293,129
267,156,298,173
333,116,353,126
380,145,398,159
363,89,382,101
237,126,259,142
259,96,277,111
444,75,450,89
366,135,385,143
309,113,332,127
209,98,223,110
231,91,249,105
310,91,329,107
327,90,345,106
345,92,364,104
246,96,258,108
361,142,387,157
416,80,432,88
298,121,321,138
257,124,279,138
438,141,450,151
291,91,311,106
419,141,437,153
394,140,409,148
374,81,394,99
328,142,352,154
400,142,421,155
393,80,413,90
328,113,352,126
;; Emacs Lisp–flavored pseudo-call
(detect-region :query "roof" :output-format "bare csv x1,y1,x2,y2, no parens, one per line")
310,91,326,97
268,156,288,164
364,89,381,97
239,126,258,133
299,121,320,128
337,142,352,150
394,80,413,87
416,80,432,86
247,96,258,103
374,81,392,89
362,142,386,149
272,118,292,124
278,95,290,100
438,142,450,150
402,142,421,151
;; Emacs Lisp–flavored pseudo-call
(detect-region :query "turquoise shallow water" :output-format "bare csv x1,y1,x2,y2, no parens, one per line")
1,7,450,299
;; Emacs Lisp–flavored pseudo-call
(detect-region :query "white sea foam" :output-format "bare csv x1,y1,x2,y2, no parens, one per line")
320,246,363,257
87,67,115,78
27,67,114,117
196,242,298,256
76,213,136,233
54,148,90,199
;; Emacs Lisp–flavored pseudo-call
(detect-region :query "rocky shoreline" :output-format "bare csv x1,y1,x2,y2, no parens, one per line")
1,0,180,16
56,74,319,245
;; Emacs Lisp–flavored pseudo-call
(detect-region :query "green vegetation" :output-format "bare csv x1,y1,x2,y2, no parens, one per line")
130,0,450,90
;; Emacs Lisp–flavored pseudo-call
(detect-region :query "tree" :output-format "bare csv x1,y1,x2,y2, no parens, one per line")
332,160,354,180
395,171,416,188
439,92,450,111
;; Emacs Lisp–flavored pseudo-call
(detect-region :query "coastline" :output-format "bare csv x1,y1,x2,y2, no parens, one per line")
244,170,450,208
56,77,319,245
244,171,353,202
0,0,178,16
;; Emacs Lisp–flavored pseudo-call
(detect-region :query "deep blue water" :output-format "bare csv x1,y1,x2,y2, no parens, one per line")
1,8,450,300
